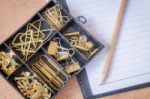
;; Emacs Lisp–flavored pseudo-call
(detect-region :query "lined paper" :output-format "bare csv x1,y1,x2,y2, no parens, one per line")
66,0,150,95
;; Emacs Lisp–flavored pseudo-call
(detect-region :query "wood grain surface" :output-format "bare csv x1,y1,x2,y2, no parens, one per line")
0,0,150,99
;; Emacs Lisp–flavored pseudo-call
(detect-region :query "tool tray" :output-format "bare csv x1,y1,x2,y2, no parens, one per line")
0,1,104,98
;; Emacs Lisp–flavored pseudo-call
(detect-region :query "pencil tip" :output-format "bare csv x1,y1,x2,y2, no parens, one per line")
99,74,106,85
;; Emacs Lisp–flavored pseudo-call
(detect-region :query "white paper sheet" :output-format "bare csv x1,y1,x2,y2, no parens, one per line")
66,0,150,95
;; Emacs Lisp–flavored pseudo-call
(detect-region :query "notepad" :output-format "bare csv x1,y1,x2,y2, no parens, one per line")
66,0,150,97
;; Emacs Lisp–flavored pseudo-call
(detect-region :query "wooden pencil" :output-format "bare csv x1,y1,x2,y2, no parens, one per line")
100,0,126,84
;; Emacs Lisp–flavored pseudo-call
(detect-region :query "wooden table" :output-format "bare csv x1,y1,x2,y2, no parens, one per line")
0,0,150,99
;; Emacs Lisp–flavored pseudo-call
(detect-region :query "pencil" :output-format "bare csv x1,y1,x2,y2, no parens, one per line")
100,0,126,84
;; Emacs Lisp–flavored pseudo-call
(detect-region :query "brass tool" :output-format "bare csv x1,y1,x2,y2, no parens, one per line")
32,55,70,91
41,55,70,80
63,56,81,74
15,71,51,99
0,51,18,75
10,20,53,60
65,58,81,74
48,38,75,61
64,32,79,36
42,4,69,29
65,63,81,74
47,37,81,73
47,41,58,56
64,32,99,58
89,48,100,58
